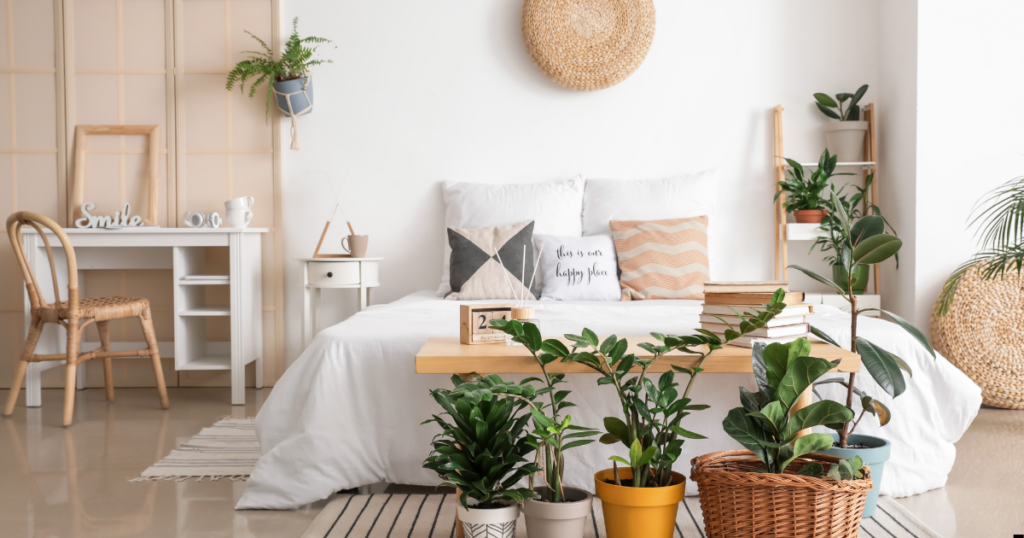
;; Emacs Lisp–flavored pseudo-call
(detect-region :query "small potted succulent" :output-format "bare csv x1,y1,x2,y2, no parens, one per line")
790,188,936,517
422,375,541,537
692,337,873,538
489,320,600,538
558,297,787,538
814,84,870,161
776,149,851,223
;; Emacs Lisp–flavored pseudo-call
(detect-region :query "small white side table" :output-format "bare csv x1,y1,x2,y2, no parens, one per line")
301,257,382,349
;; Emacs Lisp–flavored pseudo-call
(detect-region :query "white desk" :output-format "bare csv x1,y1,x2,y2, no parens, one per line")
20,227,267,405
301,257,382,350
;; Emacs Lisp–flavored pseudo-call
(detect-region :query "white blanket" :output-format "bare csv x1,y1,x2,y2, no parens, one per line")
237,292,982,509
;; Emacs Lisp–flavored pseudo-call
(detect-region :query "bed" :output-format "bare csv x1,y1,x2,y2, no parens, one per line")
236,291,982,510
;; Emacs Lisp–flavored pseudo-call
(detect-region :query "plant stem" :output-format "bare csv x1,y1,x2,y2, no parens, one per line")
840,293,859,448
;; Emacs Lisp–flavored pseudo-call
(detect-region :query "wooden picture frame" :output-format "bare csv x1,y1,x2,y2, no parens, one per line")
69,125,160,226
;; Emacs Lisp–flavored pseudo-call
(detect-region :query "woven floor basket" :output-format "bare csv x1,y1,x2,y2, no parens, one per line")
522,0,656,91
691,450,873,538
931,265,1024,408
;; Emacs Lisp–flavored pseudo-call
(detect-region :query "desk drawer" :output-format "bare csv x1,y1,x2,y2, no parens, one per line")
308,262,361,286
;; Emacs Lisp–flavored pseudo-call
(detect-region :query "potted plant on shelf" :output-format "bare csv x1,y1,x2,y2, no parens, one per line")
422,374,541,537
692,337,873,538
776,149,851,223
488,319,600,538
814,84,870,161
789,188,936,517
556,294,787,538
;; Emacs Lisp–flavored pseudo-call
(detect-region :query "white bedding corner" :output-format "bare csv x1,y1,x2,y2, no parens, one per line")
236,291,981,510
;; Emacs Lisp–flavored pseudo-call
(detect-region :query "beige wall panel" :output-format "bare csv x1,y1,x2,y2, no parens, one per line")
15,154,58,216
72,0,117,70
0,313,25,389
81,152,121,212
182,0,226,71
230,86,271,148
231,153,271,224
0,74,10,147
72,75,119,147
121,0,165,70
0,245,19,309
11,0,55,69
183,75,227,149
0,2,8,69
15,74,57,147
82,357,177,388
181,153,227,212
122,153,167,225
123,75,166,148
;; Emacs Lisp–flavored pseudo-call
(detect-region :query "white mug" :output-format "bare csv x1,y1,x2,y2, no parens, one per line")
206,212,222,228
224,208,253,228
225,196,255,210
183,212,205,228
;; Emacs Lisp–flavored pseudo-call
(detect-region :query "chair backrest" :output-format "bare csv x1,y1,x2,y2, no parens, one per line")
6,211,78,313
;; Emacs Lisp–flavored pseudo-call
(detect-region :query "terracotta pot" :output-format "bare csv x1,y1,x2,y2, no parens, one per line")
522,487,593,538
824,120,869,162
594,468,684,538
455,502,519,538
794,209,828,223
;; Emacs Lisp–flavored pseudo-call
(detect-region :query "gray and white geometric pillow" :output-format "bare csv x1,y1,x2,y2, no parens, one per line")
445,220,538,301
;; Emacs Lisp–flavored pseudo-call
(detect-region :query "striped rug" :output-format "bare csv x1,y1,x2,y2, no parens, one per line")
302,493,942,538
132,417,258,481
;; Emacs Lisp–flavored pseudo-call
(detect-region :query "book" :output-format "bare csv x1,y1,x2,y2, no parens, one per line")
699,314,807,328
704,291,805,306
700,322,809,339
707,332,809,348
702,281,789,293
700,303,814,317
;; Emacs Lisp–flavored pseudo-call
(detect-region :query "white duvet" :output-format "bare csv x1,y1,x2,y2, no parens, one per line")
236,292,982,510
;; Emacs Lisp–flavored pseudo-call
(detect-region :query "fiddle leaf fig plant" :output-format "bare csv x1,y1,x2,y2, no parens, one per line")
814,84,869,121
488,319,600,503
422,374,542,509
560,290,789,488
776,149,852,212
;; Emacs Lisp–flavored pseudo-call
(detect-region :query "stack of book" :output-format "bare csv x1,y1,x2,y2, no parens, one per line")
700,281,813,348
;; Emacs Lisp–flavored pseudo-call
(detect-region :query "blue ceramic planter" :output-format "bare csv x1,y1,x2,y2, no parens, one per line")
821,433,891,518
273,77,314,116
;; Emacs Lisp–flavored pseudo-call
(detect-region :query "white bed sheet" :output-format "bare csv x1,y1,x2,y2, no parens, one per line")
237,292,981,510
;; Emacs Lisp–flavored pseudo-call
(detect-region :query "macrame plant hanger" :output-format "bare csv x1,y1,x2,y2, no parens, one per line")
273,74,313,150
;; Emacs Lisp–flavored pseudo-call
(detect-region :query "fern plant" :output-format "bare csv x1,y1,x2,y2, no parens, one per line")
225,18,333,120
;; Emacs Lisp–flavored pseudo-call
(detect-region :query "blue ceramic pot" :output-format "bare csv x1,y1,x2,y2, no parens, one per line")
821,433,890,518
273,77,314,116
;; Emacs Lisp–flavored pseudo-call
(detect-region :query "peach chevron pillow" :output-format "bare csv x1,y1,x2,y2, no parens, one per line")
609,216,710,300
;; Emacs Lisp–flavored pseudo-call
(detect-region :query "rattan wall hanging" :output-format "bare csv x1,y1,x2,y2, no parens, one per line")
931,265,1024,409
522,0,656,91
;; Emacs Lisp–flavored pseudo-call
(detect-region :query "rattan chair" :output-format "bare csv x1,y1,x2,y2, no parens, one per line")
4,212,169,426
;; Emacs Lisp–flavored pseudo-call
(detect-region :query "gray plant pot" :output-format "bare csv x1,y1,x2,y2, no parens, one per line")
273,76,314,117
522,487,593,538
821,433,891,518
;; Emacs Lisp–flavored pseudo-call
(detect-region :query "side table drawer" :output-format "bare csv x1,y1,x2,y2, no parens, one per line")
308,261,361,286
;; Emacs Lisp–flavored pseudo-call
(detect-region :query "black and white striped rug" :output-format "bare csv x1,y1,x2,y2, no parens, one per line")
301,493,942,538
133,417,258,481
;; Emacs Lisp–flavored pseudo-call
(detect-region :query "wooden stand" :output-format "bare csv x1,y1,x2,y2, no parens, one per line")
312,221,351,258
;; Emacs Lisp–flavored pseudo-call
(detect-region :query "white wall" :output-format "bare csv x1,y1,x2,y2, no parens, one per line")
279,0,881,364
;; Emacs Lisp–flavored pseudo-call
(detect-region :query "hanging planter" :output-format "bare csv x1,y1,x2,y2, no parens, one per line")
226,18,333,151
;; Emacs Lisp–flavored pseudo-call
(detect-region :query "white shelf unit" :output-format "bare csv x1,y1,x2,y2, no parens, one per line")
786,223,827,241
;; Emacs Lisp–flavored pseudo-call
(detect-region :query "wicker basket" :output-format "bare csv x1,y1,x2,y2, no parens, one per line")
931,265,1024,409
691,450,873,538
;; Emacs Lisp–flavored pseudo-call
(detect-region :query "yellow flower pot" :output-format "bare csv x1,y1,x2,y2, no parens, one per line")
594,468,685,538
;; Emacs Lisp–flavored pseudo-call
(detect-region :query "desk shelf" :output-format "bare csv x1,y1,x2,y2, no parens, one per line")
178,306,230,316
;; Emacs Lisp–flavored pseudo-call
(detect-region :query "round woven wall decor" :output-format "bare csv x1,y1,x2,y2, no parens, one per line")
522,0,656,91
931,266,1024,408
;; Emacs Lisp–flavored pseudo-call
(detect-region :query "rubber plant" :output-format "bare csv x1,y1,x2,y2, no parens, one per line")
487,319,601,503
722,337,864,479
776,149,851,213
422,374,542,509
560,291,789,487
814,84,869,121
789,187,936,448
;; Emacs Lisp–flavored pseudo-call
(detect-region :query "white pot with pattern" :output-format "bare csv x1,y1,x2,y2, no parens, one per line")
456,502,519,538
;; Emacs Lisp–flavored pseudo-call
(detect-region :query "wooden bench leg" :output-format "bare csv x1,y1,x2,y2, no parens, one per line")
141,308,169,409
790,387,814,440
98,321,114,401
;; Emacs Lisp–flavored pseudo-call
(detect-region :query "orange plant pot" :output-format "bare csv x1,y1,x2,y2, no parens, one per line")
794,209,828,223
594,468,685,538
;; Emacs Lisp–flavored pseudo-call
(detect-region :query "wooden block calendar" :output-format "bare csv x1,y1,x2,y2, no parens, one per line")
460,304,513,345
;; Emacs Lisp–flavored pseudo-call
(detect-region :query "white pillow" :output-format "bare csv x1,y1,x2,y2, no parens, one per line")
440,177,585,295
582,169,718,236
534,234,621,301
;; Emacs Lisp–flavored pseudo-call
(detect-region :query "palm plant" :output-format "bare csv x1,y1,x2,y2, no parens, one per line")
937,175,1024,315
225,18,333,120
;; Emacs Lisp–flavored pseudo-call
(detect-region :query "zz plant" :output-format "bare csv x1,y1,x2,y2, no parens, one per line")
776,149,851,213
422,374,542,509
560,291,789,488
814,84,869,121
789,189,936,448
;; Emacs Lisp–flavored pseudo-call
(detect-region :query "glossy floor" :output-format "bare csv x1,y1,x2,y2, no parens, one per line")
0,388,1019,538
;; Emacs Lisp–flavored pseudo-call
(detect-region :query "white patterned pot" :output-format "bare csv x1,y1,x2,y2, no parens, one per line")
456,502,519,538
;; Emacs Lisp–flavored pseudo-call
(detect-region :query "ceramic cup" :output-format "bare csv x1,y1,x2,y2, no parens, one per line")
206,212,222,229
341,235,369,258
225,196,255,210
225,208,253,228
183,211,205,228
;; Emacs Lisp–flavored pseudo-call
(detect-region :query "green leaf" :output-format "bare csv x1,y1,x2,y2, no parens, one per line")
540,339,570,357
751,342,773,399
600,335,618,356
850,84,869,107
609,455,630,466
582,328,599,348
523,323,543,352
813,92,839,109
781,400,854,440
853,234,902,265
816,102,841,119
809,325,842,348
599,433,620,445
776,355,839,410
637,445,657,467
850,215,885,245
881,310,936,358
748,400,786,432
562,439,595,450
668,425,707,439
795,462,824,477
722,407,767,462
788,264,846,295
779,433,834,471
856,337,906,398
603,417,630,442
